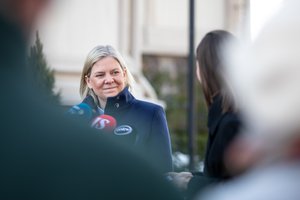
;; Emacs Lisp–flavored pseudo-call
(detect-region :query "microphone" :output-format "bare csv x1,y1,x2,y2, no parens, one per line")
91,114,117,132
67,103,93,121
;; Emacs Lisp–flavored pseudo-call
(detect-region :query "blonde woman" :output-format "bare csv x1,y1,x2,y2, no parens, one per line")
70,45,173,173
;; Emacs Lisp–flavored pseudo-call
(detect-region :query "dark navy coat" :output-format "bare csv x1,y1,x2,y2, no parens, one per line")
72,87,173,173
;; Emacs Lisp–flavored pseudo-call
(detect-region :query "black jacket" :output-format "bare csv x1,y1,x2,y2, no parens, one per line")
204,95,240,178
187,95,241,198
71,87,173,173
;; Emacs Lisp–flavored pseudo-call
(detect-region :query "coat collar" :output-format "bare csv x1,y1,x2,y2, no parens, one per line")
81,95,102,118
82,87,135,115
82,95,97,110
105,87,135,113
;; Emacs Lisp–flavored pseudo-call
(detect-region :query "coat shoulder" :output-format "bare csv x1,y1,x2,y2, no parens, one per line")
221,112,241,127
132,99,164,112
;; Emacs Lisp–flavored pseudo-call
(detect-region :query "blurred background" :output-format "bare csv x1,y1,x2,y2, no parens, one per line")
31,0,283,171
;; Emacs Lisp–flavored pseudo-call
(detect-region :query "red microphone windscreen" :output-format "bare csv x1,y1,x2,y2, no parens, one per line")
91,114,117,132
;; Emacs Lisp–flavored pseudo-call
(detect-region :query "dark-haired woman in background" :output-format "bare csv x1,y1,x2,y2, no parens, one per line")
167,30,242,199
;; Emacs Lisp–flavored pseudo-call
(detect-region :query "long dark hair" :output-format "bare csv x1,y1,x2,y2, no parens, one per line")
196,30,236,113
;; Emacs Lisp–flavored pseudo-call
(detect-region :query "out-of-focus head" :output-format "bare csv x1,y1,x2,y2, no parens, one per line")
196,30,237,112
226,0,300,146
80,45,135,106
0,0,51,37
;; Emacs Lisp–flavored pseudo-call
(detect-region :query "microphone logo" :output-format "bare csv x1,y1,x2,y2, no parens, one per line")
67,103,93,120
91,114,117,132
91,117,110,129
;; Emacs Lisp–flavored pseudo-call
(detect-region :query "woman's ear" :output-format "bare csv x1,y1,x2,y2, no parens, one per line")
123,68,127,82
85,75,92,89
123,67,127,77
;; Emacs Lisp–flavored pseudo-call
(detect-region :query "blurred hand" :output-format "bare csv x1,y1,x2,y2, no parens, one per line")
166,172,193,191
225,135,266,176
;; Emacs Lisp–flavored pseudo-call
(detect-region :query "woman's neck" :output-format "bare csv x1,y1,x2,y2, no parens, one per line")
98,97,107,109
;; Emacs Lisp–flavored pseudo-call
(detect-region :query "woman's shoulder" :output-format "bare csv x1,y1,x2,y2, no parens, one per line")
221,112,241,126
132,99,164,112
216,112,242,138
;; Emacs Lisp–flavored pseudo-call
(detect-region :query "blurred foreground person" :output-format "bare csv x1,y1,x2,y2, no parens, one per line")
0,0,182,199
199,0,300,199
167,30,242,199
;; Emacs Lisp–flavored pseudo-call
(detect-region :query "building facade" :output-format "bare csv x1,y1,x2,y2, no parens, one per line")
37,0,249,106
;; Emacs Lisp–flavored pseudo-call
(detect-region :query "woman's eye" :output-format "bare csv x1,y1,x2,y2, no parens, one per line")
113,71,120,75
95,74,104,77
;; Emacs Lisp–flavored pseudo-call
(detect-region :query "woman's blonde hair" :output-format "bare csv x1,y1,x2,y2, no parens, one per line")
79,45,135,105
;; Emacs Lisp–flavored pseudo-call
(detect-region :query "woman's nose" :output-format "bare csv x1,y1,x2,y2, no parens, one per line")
104,75,114,84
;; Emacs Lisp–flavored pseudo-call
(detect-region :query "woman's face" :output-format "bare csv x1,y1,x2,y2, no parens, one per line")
86,56,127,102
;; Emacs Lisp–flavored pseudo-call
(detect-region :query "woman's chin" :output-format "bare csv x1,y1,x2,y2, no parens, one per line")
104,92,118,98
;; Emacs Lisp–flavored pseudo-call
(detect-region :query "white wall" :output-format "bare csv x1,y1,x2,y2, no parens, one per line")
39,0,120,73
38,0,122,105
